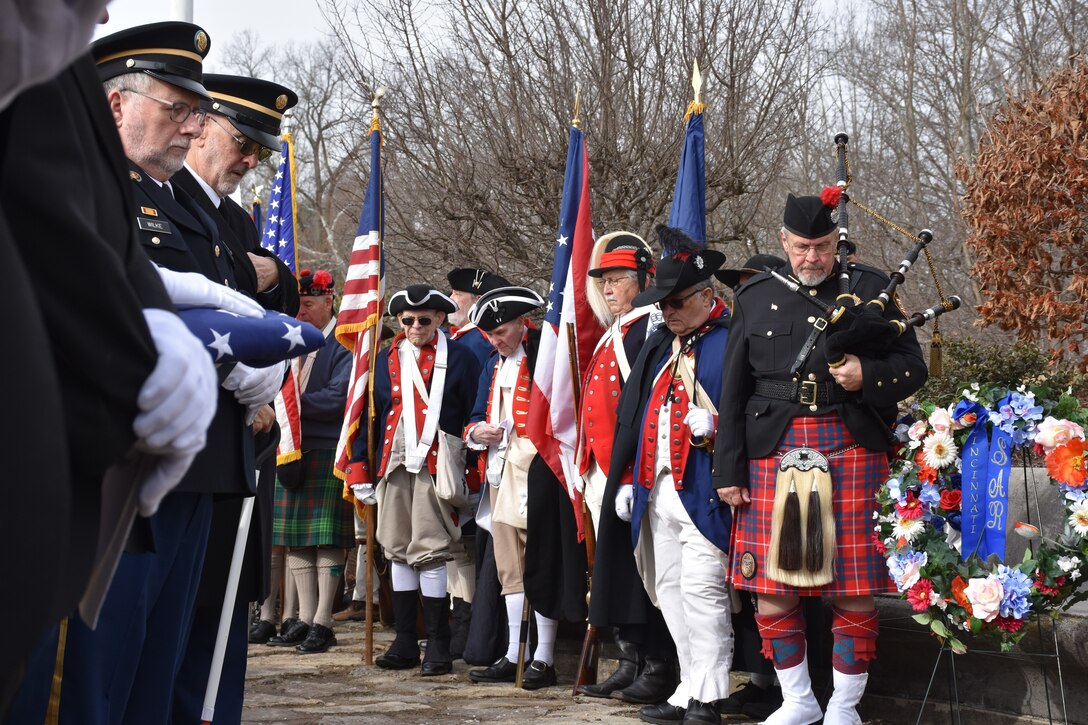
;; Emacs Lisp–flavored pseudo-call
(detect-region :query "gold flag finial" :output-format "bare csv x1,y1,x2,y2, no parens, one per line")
692,59,702,105
572,89,582,129
371,86,387,122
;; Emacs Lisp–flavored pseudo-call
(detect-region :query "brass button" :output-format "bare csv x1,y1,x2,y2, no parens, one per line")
876,381,883,388
223,278,229,285
807,373,816,381
151,236,161,245
905,371,911,377
809,404,818,412
766,330,773,337
214,245,221,257
809,288,817,296
807,316,815,323
892,377,898,384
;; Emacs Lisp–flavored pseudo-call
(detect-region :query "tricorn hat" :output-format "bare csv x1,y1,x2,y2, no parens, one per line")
468,286,544,332
715,253,786,289
783,193,836,240
201,74,298,150
447,268,511,296
387,285,457,316
631,226,725,307
92,21,211,99
299,269,334,296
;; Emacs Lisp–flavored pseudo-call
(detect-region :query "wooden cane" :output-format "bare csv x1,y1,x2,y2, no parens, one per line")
514,596,532,688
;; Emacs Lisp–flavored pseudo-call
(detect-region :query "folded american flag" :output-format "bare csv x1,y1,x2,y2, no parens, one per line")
178,308,325,367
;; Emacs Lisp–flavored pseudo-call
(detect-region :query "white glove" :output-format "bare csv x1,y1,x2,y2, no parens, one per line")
684,407,715,439
156,267,264,318
139,451,197,517
222,361,286,409
134,309,218,454
352,483,377,505
614,485,634,522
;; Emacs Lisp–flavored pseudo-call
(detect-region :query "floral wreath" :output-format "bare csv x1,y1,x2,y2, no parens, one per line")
876,383,1088,653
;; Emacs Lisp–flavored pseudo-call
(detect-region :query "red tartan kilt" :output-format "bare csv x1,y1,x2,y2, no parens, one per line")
730,414,893,596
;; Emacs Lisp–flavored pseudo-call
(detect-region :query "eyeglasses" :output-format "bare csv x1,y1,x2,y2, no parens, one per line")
122,88,206,125
208,115,273,161
658,288,704,310
399,316,434,328
789,241,836,257
601,275,633,288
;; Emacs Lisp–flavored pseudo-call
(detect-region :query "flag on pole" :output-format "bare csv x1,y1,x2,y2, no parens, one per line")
527,123,605,539
333,113,386,485
251,197,262,234
274,358,303,465
260,133,299,274
666,60,706,247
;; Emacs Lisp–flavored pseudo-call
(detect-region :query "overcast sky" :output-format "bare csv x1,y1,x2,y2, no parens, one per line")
96,0,331,71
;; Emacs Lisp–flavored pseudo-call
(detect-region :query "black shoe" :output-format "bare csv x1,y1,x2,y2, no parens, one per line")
248,619,275,645
720,682,778,716
682,699,721,724
296,623,337,654
578,634,638,697
739,687,783,721
639,702,686,724
614,657,676,704
376,590,422,669
266,618,309,646
420,594,453,676
521,660,557,690
468,656,517,683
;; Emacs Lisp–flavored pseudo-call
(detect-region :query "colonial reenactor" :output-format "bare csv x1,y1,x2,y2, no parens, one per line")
446,266,511,663
576,232,675,704
713,194,927,725
171,74,300,722
608,227,735,725
463,286,564,690
260,270,353,657
346,285,482,675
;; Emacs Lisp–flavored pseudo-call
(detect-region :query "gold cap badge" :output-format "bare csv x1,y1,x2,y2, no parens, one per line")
275,94,288,110
194,31,209,54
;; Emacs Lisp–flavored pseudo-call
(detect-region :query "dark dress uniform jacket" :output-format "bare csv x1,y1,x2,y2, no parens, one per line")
129,160,255,497
171,166,298,605
0,52,168,671
713,262,928,488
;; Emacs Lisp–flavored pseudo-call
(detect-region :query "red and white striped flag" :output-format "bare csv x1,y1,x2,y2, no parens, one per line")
334,114,385,484
274,358,303,465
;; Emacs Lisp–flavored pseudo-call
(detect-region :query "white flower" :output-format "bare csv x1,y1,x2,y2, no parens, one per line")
1057,556,1080,573
892,516,926,542
945,526,963,555
1072,570,1082,581
964,576,1004,622
872,511,880,520
1069,500,1088,538
936,596,949,611
908,420,929,441
923,432,958,469
928,407,952,434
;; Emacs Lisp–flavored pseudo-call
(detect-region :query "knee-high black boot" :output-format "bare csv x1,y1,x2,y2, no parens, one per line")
421,595,453,676
375,590,420,669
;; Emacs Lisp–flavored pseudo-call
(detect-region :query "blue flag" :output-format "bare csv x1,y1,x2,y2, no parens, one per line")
667,101,706,247
251,198,262,233
179,308,325,367
260,135,298,274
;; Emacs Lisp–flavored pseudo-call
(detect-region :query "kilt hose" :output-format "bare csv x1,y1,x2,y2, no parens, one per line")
273,448,354,549
731,414,893,597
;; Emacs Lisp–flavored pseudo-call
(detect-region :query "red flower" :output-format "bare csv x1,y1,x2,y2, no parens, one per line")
873,532,887,555
951,576,973,615
939,489,962,512
1046,440,1086,487
820,185,844,207
914,450,938,484
1033,571,1066,597
994,616,1027,633
906,579,933,612
896,490,925,520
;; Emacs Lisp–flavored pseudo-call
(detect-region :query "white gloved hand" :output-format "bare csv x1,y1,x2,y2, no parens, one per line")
614,485,634,522
139,451,197,517
156,266,264,318
352,483,377,505
222,361,286,407
134,309,218,454
684,407,715,439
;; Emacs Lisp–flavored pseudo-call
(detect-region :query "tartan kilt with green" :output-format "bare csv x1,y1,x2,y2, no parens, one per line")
273,447,355,548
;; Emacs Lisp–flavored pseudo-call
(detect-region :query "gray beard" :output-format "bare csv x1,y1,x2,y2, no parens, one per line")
797,269,829,287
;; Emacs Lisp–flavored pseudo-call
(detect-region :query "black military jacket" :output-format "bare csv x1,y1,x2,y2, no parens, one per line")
713,262,928,488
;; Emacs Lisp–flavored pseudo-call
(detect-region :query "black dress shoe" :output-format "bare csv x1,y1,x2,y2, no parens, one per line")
521,660,557,690
468,657,517,683
248,620,276,645
296,623,337,654
682,699,721,724
375,651,420,669
740,687,783,722
639,702,686,724
266,619,310,646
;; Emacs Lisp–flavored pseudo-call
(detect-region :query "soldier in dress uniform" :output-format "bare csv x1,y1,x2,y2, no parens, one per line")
445,267,511,661
345,284,482,675
607,226,736,725
170,74,300,722
713,194,927,725
575,232,676,705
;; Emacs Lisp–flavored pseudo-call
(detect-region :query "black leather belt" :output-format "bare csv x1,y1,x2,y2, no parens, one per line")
754,378,852,406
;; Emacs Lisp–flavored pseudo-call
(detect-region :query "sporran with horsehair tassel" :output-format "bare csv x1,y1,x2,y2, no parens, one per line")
767,447,836,587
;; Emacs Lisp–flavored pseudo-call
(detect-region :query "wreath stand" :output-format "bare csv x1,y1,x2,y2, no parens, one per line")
910,451,1071,725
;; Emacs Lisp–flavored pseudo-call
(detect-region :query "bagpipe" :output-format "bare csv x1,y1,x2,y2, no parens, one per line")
768,133,961,373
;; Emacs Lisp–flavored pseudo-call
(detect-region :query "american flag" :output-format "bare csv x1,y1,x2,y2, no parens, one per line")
259,134,299,274
527,125,604,533
667,98,706,247
333,114,386,481
251,197,262,233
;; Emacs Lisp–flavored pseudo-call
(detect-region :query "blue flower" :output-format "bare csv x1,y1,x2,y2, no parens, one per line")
996,565,1032,619
947,473,962,490
929,514,946,533
887,550,928,592
945,512,962,532
919,483,941,507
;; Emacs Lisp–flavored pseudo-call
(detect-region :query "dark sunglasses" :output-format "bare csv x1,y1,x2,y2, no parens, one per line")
209,115,274,161
657,288,703,310
400,316,434,327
